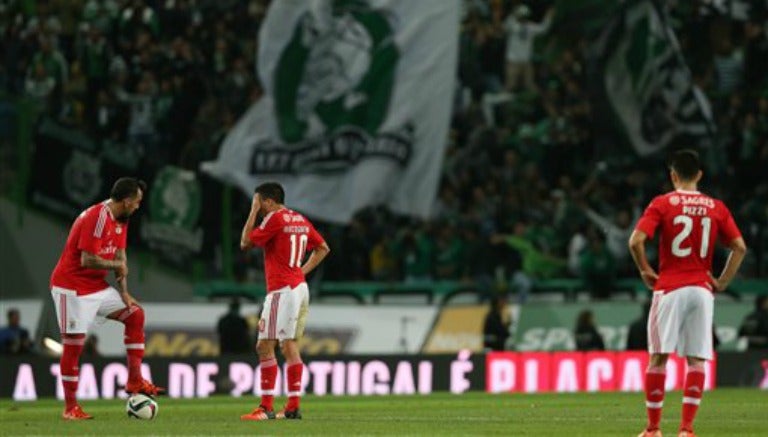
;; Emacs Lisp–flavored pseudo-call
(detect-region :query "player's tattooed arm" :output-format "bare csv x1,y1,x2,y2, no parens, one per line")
113,249,139,306
240,194,261,250
301,242,331,276
114,249,129,280
81,251,128,278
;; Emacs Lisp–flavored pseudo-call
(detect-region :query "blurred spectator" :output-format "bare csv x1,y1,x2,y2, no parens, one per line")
483,294,511,351
343,218,372,280
118,72,157,150
0,309,33,354
370,234,397,281
25,61,56,112
462,224,494,297
82,0,119,33
744,20,768,90
580,204,637,270
713,38,744,94
626,301,651,351
59,60,87,125
90,90,122,140
502,5,553,92
739,295,768,350
574,310,605,351
434,222,465,279
579,232,616,300
78,25,111,100
398,230,433,283
492,221,567,302
217,298,251,355
30,34,68,88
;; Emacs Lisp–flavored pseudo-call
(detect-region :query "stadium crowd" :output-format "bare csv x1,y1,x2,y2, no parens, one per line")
2,0,767,298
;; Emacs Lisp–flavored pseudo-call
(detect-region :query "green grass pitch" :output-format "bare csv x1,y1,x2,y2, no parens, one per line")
0,389,765,436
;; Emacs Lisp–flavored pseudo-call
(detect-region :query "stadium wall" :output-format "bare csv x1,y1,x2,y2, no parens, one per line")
3,301,752,357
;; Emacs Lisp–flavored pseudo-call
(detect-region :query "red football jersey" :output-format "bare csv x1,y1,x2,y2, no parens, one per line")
51,201,128,295
635,189,741,292
249,208,325,292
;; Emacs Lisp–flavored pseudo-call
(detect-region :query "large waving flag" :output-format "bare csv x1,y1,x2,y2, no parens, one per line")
202,0,459,223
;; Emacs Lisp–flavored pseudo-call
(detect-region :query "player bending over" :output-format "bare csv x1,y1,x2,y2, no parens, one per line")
50,177,165,420
239,182,330,421
629,150,747,437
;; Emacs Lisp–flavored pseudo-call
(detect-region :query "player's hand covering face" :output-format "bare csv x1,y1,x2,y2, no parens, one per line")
252,194,264,218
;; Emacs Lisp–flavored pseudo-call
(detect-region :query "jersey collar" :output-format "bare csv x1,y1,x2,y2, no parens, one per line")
675,189,700,194
102,200,116,219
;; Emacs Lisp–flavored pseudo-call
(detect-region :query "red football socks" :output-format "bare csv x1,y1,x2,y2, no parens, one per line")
120,306,146,385
260,358,278,411
61,335,85,410
680,363,706,432
644,366,666,431
286,362,303,411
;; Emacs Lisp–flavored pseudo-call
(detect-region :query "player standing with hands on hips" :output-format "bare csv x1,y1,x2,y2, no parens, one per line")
50,178,165,420
239,182,330,421
628,150,747,437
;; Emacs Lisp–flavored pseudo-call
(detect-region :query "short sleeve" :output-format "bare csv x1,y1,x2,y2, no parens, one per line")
249,211,281,247
77,209,103,254
635,197,664,238
717,203,742,244
307,224,325,251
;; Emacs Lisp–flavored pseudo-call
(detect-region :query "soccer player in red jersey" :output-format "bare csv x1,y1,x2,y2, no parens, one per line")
629,150,747,437
50,178,165,420
239,182,330,421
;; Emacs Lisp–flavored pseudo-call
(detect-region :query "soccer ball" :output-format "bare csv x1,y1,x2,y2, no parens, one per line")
126,394,158,420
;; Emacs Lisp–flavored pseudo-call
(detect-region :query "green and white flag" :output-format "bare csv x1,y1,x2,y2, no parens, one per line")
202,0,459,223
593,0,715,156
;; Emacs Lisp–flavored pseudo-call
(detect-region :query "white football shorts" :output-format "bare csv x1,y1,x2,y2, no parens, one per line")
258,282,309,342
647,285,714,360
51,286,128,334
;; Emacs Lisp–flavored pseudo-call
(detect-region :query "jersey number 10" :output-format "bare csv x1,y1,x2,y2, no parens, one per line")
671,215,711,258
289,234,308,268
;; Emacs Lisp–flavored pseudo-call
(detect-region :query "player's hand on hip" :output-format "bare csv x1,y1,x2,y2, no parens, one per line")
640,269,658,290
708,272,726,292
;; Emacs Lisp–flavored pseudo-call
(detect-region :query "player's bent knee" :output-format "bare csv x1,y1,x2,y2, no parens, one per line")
123,305,145,327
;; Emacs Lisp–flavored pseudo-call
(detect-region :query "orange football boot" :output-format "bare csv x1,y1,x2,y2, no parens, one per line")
240,405,276,421
125,379,166,396
62,405,93,420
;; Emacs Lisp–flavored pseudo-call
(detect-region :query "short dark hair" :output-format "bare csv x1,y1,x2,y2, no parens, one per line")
110,177,147,201
255,182,285,204
668,149,701,181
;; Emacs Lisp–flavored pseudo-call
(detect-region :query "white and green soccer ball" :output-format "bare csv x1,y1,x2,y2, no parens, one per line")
126,394,158,420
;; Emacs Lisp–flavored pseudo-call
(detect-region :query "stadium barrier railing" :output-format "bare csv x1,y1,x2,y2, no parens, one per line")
192,278,766,303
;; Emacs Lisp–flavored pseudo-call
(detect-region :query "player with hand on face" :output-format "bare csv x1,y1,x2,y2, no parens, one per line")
629,150,747,437
50,177,165,420
239,182,330,421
